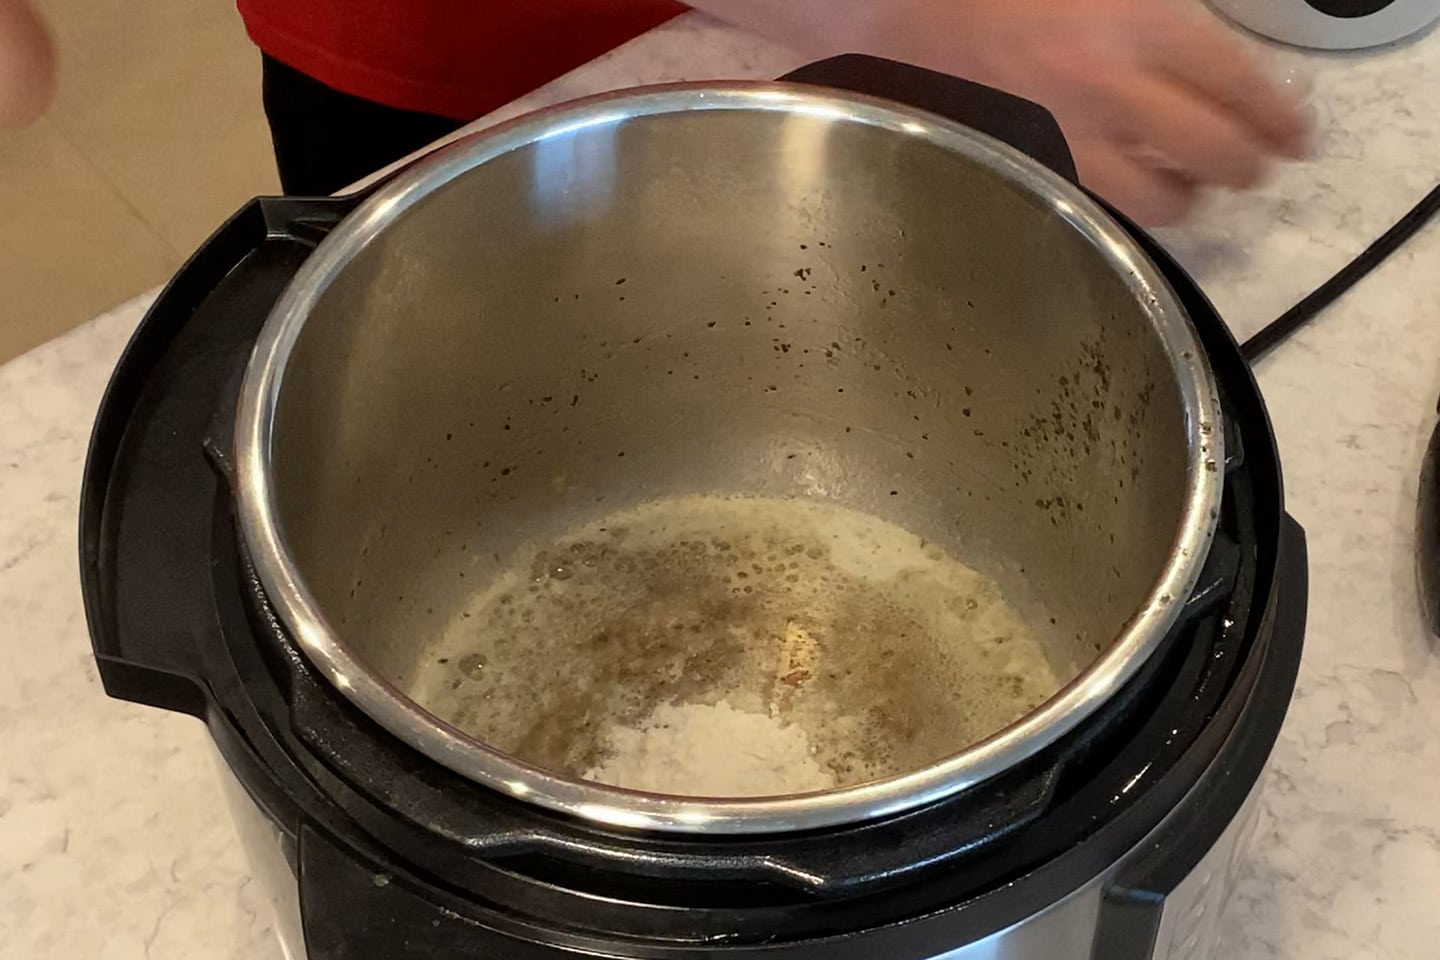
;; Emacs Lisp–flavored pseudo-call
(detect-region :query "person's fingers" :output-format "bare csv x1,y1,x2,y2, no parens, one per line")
0,0,55,127
1099,73,1271,190
1147,10,1311,157
1071,139,1200,227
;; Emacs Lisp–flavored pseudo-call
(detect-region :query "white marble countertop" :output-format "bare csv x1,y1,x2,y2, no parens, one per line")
3,12,1439,960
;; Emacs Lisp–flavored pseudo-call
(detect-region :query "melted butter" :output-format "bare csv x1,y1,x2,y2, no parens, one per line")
408,495,1062,795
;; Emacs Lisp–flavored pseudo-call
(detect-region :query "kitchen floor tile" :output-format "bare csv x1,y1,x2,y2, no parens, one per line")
0,0,278,365
0,119,179,364
39,0,280,257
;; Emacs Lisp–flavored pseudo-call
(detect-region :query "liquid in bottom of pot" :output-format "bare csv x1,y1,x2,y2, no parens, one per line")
408,496,1063,798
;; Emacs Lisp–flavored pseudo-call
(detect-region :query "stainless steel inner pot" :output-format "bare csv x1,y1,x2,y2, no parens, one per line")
234,84,1223,834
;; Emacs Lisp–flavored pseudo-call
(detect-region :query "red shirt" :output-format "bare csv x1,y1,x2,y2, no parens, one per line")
237,0,687,121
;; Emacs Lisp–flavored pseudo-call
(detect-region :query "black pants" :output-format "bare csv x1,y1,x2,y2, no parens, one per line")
261,55,466,196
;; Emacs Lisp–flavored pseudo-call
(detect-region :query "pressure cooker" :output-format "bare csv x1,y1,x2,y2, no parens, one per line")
80,57,1307,960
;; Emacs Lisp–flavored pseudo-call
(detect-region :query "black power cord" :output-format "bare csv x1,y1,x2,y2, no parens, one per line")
1241,183,1440,364
1232,181,1440,639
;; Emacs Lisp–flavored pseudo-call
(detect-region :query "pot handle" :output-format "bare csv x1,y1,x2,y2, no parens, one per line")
81,196,357,716
780,55,1079,183
1094,514,1308,959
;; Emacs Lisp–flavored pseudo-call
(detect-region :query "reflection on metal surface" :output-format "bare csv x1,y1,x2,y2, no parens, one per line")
934,885,1104,959
531,112,619,223
1153,780,1265,960
214,757,305,960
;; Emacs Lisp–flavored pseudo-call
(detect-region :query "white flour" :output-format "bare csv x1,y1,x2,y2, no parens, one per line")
583,700,836,797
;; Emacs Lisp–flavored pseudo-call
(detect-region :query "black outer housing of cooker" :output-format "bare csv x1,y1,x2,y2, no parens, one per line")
79,57,1308,959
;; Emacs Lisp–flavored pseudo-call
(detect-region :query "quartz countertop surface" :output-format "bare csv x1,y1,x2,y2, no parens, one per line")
2,12,1439,960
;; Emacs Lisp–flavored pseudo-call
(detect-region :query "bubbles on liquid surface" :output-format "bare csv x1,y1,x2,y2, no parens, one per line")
408,495,1064,796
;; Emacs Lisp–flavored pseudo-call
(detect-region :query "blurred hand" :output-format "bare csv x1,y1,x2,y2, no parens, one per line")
862,0,1313,223
697,0,1313,224
0,0,55,126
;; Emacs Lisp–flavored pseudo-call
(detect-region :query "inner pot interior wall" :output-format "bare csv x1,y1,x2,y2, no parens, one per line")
267,106,1191,707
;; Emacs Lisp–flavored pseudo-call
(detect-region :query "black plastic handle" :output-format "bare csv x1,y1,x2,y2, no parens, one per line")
80,196,355,716
781,55,1078,183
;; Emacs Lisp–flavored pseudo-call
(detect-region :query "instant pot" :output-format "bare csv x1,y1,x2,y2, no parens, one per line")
1207,0,1440,48
80,58,1308,960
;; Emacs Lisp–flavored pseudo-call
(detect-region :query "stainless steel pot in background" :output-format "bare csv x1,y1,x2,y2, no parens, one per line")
1207,0,1440,49
234,85,1223,834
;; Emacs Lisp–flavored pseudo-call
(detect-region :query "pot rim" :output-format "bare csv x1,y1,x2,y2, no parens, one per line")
233,82,1224,835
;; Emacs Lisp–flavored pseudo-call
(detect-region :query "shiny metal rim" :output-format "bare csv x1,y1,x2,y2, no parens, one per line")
234,83,1224,835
